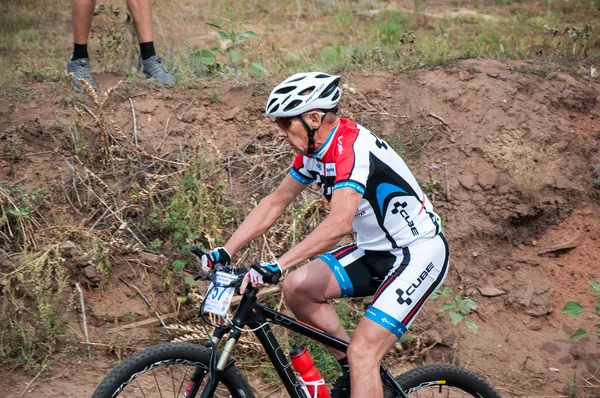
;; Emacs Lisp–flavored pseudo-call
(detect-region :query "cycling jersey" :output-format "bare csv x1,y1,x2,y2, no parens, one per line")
290,118,441,251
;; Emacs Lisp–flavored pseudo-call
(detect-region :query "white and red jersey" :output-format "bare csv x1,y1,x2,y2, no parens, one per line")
290,118,441,251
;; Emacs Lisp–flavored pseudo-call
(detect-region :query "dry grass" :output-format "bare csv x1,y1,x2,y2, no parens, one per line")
503,140,558,199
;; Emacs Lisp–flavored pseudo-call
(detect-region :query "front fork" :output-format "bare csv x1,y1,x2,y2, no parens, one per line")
183,325,240,398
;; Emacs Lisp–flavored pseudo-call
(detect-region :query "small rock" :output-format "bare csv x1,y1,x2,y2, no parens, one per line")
526,318,544,331
223,107,241,121
457,174,477,190
136,100,158,114
472,251,479,258
548,367,560,372
182,112,198,124
83,265,100,284
477,169,498,189
479,286,506,297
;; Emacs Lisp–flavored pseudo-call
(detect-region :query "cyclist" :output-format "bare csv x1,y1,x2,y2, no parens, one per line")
202,72,450,398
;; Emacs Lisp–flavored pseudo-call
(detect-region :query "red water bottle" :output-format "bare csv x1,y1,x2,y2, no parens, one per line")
289,344,331,398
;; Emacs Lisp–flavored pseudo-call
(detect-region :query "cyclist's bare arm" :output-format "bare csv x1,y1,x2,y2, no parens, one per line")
224,174,307,255
277,187,362,270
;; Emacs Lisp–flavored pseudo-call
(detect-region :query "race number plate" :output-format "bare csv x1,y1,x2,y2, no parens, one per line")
203,271,238,316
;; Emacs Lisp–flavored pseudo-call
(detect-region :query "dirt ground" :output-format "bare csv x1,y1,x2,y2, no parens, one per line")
1,56,600,397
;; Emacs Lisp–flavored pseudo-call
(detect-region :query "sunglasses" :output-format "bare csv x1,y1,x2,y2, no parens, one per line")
275,117,294,130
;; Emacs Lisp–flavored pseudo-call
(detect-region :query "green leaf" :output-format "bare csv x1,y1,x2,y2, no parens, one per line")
561,301,584,317
205,21,222,29
183,277,195,288
250,62,269,76
151,239,162,249
570,328,588,341
173,231,184,243
449,312,463,325
465,319,478,334
229,50,243,63
243,30,260,39
586,281,600,293
193,49,216,65
177,295,188,304
463,298,477,311
218,31,230,40
172,260,186,271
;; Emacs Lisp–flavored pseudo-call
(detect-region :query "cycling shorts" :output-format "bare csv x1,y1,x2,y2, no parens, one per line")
319,233,449,338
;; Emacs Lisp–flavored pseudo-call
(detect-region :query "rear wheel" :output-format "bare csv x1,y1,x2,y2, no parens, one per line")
92,342,255,398
392,364,501,397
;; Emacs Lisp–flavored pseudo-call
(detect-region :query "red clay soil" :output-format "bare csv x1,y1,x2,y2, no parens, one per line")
1,58,599,397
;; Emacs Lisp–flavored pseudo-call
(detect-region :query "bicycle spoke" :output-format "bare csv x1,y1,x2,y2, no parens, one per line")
136,379,148,398
176,367,189,398
153,370,164,398
170,366,176,398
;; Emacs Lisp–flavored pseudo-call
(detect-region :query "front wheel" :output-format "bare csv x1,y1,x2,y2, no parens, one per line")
394,364,501,397
92,342,255,398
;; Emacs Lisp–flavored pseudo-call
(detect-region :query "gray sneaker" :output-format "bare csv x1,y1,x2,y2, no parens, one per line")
138,55,176,86
66,57,97,93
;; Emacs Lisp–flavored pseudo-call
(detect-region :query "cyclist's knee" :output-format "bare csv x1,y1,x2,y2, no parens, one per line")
347,340,376,367
282,269,308,303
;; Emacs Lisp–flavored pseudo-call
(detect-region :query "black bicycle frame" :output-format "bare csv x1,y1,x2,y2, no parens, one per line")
199,284,409,398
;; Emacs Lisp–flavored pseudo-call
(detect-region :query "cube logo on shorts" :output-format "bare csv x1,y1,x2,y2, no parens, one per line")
395,288,412,305
395,262,435,305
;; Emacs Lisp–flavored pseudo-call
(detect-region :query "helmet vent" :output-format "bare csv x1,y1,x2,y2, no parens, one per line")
315,74,331,78
281,94,292,105
287,76,306,83
268,98,277,108
299,86,315,96
320,82,338,98
283,100,302,112
275,86,296,95
331,90,340,101
269,104,280,113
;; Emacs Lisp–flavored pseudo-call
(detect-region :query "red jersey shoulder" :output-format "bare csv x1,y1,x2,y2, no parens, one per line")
333,119,361,182
293,154,305,169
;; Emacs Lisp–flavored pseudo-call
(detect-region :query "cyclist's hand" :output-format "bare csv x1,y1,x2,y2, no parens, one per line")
201,247,231,273
240,260,283,293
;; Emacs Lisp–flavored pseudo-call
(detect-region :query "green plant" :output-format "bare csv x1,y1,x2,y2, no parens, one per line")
69,119,87,159
567,371,579,397
593,164,600,188
3,125,24,162
192,3,267,75
561,281,600,341
0,183,40,250
0,246,72,373
431,287,478,333
208,89,222,104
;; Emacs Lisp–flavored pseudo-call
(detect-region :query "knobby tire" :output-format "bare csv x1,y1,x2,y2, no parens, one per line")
91,342,255,398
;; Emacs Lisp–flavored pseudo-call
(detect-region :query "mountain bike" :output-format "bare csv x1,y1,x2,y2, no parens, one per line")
92,247,501,398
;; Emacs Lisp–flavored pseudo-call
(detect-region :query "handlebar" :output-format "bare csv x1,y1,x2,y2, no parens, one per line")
190,245,279,287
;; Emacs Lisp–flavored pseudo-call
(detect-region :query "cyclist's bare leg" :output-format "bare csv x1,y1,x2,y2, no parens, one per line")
282,258,349,360
72,0,95,44
347,317,398,398
126,0,153,43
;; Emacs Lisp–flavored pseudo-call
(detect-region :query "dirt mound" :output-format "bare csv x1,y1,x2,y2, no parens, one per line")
1,58,599,397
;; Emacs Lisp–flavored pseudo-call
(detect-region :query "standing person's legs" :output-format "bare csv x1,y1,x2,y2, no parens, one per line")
72,0,96,45
127,0,176,85
126,0,153,43
68,0,97,92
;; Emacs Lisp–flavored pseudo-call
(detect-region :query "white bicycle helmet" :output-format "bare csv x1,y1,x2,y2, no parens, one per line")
265,72,342,117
